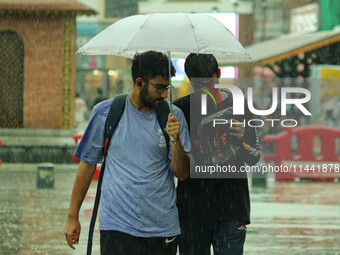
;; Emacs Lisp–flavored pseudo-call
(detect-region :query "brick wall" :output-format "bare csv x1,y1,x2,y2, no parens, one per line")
0,14,75,128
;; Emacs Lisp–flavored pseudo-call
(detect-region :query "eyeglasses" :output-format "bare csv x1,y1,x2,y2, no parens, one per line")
148,82,169,94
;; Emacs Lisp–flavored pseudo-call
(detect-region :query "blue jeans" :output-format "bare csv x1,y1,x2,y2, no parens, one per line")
179,218,247,255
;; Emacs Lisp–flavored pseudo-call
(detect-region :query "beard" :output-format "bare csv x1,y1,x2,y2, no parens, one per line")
140,83,163,109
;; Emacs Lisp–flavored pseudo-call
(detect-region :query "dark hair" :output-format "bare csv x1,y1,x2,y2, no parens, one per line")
131,51,176,84
184,53,219,79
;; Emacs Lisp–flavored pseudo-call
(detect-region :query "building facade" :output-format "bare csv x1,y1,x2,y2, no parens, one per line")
0,0,95,129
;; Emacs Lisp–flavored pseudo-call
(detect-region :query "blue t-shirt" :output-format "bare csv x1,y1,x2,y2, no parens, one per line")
74,94,191,237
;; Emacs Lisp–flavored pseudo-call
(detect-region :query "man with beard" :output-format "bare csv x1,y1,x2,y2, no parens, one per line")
173,53,260,255
64,51,191,255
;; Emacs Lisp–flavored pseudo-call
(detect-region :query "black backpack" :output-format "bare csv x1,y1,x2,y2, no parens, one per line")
87,94,170,255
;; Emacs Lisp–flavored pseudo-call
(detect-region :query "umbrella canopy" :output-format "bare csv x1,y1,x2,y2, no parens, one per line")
76,13,251,63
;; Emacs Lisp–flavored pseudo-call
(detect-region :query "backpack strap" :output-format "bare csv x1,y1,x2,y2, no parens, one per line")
173,94,190,132
103,94,128,155
87,94,127,255
155,100,170,151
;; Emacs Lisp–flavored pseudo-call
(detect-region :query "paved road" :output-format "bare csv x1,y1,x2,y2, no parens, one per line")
1,167,339,254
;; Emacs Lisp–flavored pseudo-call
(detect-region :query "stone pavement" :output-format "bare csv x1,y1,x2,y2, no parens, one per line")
1,164,340,255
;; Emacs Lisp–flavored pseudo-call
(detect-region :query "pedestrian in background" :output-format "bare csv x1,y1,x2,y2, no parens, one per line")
93,88,108,108
74,92,88,132
174,53,260,255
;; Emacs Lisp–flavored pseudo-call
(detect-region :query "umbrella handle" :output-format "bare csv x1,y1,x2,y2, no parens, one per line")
168,51,173,115
167,51,176,144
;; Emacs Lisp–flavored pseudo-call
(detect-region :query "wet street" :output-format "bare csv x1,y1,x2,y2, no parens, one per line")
1,165,340,255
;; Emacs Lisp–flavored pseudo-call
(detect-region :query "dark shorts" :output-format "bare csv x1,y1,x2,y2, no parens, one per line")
179,218,247,255
100,230,178,255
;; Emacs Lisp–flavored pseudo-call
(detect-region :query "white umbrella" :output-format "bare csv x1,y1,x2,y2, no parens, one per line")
77,13,251,62
77,13,252,114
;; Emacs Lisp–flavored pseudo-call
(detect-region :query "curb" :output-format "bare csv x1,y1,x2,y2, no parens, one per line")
0,163,78,172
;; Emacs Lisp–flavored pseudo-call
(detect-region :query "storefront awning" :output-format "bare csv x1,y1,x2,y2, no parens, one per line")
245,27,340,65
